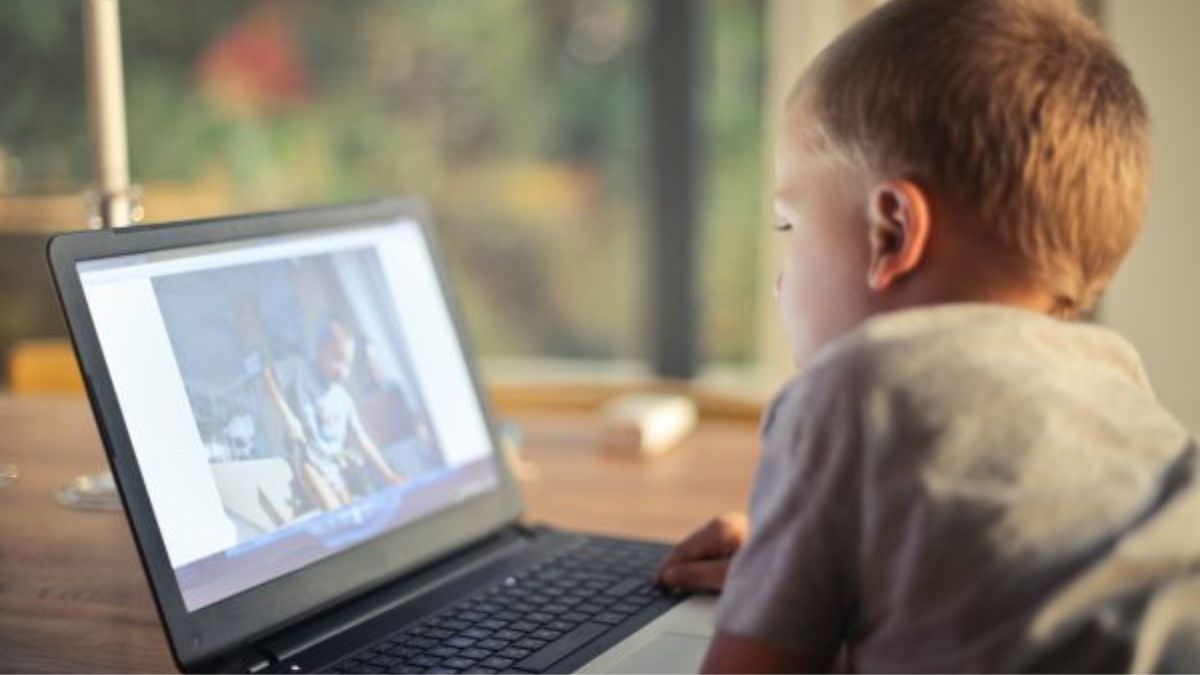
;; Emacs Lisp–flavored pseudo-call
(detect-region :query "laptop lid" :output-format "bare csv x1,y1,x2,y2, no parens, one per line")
47,199,524,671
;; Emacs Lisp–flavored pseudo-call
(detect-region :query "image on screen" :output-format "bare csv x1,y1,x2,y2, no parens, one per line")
153,248,443,541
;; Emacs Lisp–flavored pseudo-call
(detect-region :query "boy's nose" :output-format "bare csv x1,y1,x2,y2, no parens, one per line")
773,273,782,301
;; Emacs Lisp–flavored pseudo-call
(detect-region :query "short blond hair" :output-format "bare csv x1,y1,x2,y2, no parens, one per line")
790,0,1149,313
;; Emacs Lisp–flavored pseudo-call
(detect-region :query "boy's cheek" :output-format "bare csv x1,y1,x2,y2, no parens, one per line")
777,260,870,368
776,275,824,368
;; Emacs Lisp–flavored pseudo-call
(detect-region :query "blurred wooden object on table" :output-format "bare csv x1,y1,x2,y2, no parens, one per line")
0,232,73,394
7,338,84,395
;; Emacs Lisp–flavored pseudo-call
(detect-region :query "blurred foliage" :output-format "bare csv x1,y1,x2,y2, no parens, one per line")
701,0,764,364
0,0,89,191
0,0,762,366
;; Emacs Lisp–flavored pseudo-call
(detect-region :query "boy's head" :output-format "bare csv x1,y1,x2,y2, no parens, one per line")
774,0,1149,368
317,317,357,384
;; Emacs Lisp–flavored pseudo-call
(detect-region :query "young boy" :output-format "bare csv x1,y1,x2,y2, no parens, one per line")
656,0,1200,671
264,317,406,510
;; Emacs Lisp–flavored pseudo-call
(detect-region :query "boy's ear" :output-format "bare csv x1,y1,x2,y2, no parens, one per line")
866,179,932,291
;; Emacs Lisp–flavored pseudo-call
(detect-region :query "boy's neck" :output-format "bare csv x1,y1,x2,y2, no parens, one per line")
903,281,1080,320
897,221,1079,319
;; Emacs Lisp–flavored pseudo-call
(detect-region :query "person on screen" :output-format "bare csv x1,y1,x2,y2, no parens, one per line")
358,339,445,474
262,317,406,510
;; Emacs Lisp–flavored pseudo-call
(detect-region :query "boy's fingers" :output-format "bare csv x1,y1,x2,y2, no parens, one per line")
658,514,746,571
655,527,715,578
659,559,731,592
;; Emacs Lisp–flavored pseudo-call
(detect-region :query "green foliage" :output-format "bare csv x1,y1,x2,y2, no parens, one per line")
0,1,89,190
700,0,765,363
0,0,763,365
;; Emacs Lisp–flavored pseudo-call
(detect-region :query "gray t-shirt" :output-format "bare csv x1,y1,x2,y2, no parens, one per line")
718,304,1200,672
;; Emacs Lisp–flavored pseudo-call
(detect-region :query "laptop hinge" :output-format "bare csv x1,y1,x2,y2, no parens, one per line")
246,654,273,674
205,646,274,674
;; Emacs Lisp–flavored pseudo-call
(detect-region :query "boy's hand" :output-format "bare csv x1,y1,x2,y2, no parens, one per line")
655,512,748,592
282,411,307,446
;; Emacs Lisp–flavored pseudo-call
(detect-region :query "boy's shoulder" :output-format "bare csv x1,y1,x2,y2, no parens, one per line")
793,302,1153,402
768,302,1181,460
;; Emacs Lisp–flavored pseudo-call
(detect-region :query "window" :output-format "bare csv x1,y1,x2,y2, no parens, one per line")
0,0,766,381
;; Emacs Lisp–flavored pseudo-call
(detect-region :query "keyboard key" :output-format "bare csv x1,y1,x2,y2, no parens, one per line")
415,636,441,649
514,638,548,651
429,647,459,658
515,622,609,672
461,648,492,660
593,611,628,625
439,619,470,631
480,656,515,669
499,647,531,659
532,628,564,641
463,628,492,640
411,655,439,667
510,621,537,632
441,657,476,670
445,637,476,649
561,612,589,623
477,639,508,650
494,629,524,641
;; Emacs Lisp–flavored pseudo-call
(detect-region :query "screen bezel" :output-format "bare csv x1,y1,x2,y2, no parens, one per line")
47,199,525,671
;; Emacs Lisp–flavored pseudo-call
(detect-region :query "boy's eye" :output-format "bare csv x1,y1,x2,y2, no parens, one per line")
772,220,793,232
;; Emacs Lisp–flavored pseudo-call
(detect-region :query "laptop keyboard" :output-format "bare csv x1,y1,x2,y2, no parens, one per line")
326,537,681,674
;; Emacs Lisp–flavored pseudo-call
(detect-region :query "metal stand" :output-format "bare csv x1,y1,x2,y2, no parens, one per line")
57,0,135,511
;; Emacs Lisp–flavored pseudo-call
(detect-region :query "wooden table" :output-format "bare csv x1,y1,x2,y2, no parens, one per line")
0,395,760,673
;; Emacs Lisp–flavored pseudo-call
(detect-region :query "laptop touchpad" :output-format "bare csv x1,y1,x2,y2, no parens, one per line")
602,633,711,674
579,595,717,673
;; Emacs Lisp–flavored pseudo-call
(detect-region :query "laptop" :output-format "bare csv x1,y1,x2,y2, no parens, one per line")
47,199,716,674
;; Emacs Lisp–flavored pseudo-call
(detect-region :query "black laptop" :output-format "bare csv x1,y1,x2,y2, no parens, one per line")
47,199,711,674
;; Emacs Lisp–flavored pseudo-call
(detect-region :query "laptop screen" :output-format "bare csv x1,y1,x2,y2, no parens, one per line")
76,218,500,612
